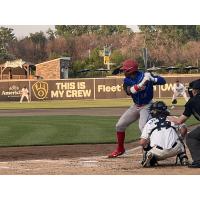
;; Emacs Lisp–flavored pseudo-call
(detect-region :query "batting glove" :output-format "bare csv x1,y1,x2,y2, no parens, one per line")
145,72,158,83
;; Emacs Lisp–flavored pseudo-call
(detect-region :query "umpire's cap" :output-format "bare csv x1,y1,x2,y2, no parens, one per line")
192,79,200,90
121,59,138,73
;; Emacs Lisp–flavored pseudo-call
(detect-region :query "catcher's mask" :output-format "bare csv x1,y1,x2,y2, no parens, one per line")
150,101,170,118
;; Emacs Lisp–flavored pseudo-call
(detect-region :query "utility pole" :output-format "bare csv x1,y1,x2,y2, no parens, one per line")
88,49,91,59
143,47,148,71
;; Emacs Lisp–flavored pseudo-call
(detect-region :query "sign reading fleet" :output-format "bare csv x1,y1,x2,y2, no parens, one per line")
50,81,92,99
97,84,122,93
95,79,127,99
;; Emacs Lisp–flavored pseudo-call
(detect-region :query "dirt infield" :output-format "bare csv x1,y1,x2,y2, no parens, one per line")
0,106,199,175
0,142,199,175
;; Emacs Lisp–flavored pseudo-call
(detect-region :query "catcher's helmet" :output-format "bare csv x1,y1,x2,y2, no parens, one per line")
120,59,138,73
150,101,170,118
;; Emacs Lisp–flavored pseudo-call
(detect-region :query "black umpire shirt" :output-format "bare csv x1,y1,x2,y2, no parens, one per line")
183,93,200,121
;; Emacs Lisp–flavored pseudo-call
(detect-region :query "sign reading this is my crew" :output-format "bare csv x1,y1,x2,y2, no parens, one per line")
51,81,92,98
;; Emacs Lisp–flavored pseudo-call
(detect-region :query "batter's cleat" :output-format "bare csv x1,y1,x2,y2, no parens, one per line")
108,149,125,158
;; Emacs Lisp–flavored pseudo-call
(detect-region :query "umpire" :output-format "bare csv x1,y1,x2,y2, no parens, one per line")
169,79,200,168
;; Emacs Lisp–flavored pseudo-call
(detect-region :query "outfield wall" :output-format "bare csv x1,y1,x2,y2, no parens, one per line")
0,75,199,101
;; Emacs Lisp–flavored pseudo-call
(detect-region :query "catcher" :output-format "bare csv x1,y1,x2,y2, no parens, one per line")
108,59,166,158
140,101,189,167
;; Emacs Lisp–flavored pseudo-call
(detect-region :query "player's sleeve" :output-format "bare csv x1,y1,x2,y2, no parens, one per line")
181,84,184,88
140,121,152,140
183,100,193,117
123,78,133,86
124,77,142,94
151,75,166,85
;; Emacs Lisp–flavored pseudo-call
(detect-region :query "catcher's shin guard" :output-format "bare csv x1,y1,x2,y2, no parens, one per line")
176,152,189,166
141,145,157,167
141,144,152,165
175,139,189,166
142,152,158,167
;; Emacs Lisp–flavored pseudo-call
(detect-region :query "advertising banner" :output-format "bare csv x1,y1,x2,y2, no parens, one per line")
30,79,94,101
0,76,199,101
0,81,29,101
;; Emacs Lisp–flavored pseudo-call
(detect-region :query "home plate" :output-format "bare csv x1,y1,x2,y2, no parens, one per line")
79,160,99,167
0,166,11,169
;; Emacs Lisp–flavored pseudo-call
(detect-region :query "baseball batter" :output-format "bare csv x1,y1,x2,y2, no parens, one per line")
108,59,166,158
171,80,189,109
140,101,188,167
20,86,30,103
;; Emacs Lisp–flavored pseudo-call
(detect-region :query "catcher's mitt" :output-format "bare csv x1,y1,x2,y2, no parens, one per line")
172,99,177,105
123,83,131,96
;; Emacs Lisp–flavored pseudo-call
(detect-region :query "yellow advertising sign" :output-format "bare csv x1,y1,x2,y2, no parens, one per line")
104,56,110,64
51,82,92,98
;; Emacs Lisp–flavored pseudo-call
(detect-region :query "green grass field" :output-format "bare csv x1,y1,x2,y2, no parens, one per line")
0,115,198,147
0,98,194,147
0,115,139,147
